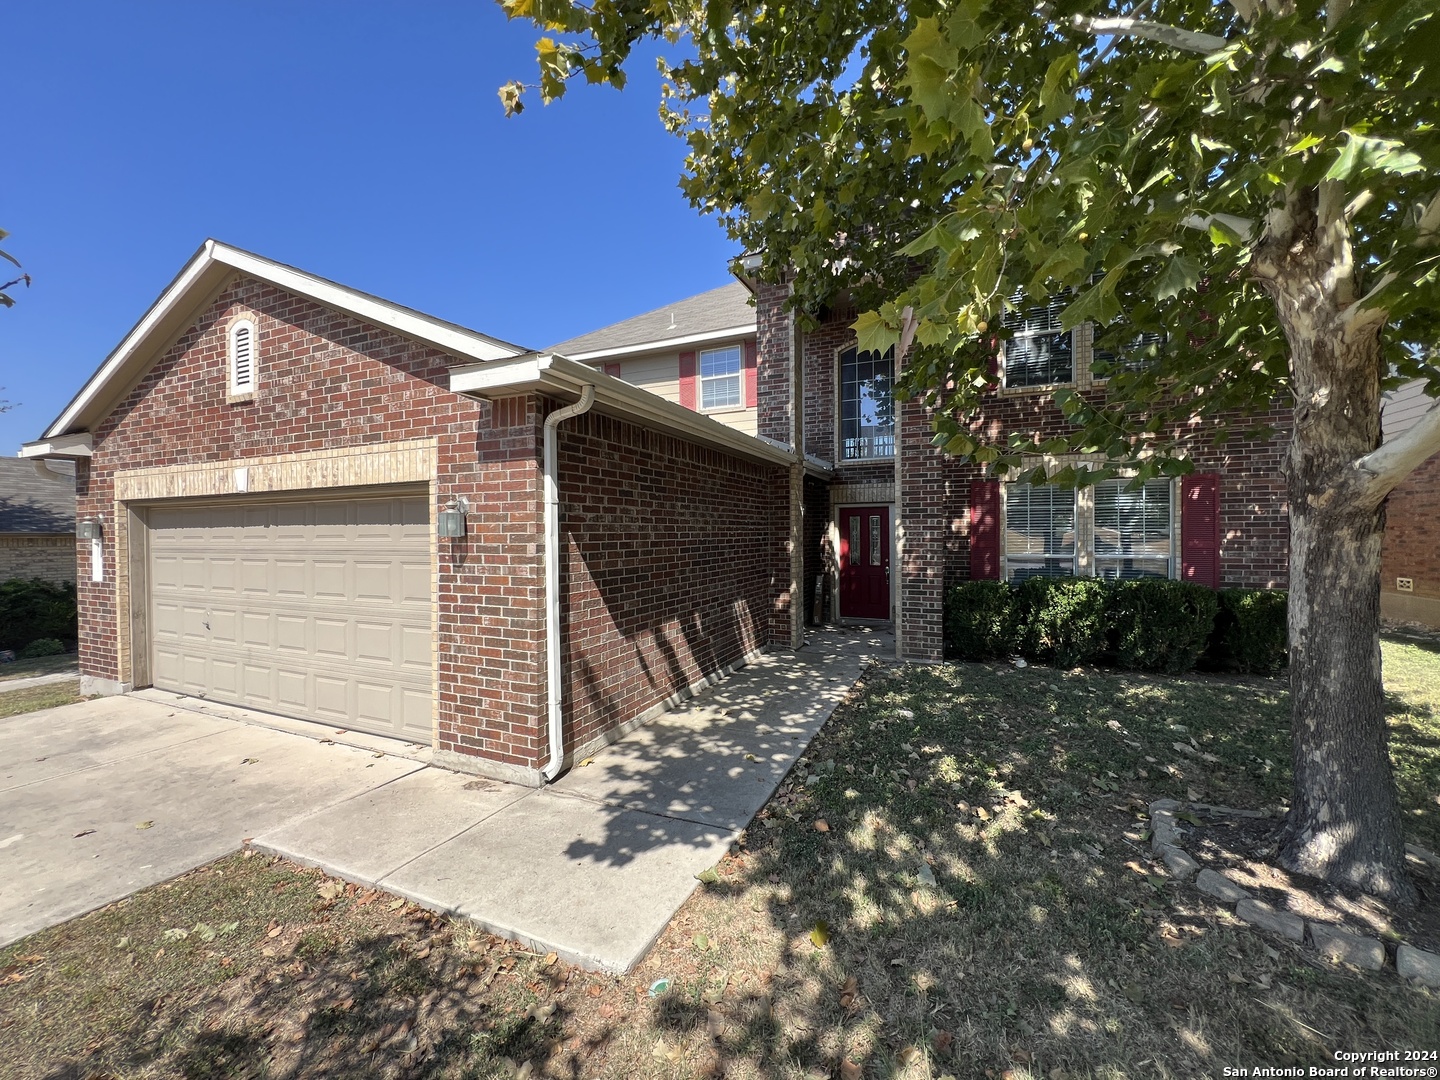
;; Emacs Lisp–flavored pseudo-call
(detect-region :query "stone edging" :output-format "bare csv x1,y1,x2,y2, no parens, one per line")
1148,799,1440,988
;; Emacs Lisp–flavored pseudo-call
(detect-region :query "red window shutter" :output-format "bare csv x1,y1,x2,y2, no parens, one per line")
743,339,758,407
969,480,1001,580
679,350,697,410
603,362,622,377
1180,473,1221,588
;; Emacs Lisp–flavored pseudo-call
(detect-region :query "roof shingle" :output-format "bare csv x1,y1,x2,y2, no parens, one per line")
547,282,754,357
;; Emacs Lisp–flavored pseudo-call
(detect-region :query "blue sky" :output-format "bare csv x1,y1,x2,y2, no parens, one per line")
2,2,738,451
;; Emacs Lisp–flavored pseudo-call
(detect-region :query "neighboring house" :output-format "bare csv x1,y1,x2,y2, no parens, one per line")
20,238,1294,783
547,283,759,438
0,456,76,585
1380,380,1439,628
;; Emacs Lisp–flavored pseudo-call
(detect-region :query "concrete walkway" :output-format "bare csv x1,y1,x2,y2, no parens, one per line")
255,626,889,972
0,670,80,693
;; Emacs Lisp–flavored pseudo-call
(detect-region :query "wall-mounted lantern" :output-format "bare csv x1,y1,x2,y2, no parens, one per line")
438,496,470,539
76,518,103,540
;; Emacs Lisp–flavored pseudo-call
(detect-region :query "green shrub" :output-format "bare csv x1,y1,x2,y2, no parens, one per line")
0,578,77,653
17,637,66,659
1209,589,1288,673
1014,577,1109,668
1107,579,1220,673
944,581,1018,661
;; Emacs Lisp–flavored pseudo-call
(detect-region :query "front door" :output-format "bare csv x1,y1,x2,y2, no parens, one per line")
838,506,890,620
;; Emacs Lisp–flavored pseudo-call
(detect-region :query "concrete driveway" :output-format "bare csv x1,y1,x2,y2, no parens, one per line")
2,627,888,970
0,696,424,947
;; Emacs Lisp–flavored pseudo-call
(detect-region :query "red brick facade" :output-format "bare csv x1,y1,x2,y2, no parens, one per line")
556,409,787,754
754,285,1293,662
76,273,792,777
1381,452,1440,627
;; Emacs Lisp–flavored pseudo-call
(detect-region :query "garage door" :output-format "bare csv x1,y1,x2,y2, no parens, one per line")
147,494,433,741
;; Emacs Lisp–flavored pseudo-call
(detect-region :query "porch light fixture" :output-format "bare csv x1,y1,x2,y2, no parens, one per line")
437,496,470,539
76,517,103,540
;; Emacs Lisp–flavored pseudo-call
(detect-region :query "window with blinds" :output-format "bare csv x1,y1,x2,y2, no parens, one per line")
700,345,741,410
1004,484,1077,580
1093,478,1172,580
1093,328,1166,376
839,346,895,460
229,319,257,395
1001,292,1073,388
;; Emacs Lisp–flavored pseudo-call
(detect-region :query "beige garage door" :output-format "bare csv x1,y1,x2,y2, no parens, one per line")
147,494,433,741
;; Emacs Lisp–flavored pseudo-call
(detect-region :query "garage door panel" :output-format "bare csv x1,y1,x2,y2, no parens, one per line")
148,494,433,740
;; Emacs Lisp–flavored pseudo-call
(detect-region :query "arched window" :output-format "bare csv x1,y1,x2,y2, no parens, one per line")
229,318,257,395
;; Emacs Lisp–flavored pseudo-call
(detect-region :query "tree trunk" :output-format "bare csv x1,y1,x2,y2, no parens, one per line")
1256,195,1416,904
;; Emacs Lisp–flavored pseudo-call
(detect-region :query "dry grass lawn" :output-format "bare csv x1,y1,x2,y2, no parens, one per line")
2,637,1437,1079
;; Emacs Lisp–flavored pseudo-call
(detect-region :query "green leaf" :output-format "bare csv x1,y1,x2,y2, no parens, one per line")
853,310,897,355
1153,254,1201,301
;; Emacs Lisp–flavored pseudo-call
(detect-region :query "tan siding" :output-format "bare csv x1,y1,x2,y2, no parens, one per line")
1383,379,1433,441
604,338,759,438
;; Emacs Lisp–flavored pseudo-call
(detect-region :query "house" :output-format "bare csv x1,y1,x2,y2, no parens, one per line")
21,241,797,784
1380,380,1439,628
21,239,1292,783
0,456,76,585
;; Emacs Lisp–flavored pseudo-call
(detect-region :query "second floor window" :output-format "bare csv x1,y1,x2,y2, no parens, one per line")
1001,292,1073,388
700,345,742,410
840,346,895,460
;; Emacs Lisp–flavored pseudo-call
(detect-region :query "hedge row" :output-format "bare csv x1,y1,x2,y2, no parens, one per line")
944,578,1287,674
0,578,78,653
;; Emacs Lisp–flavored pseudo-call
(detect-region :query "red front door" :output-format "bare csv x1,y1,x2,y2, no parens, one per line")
838,506,890,620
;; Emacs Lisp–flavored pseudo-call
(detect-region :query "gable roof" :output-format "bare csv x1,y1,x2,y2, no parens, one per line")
27,240,529,449
0,458,75,534
547,282,755,361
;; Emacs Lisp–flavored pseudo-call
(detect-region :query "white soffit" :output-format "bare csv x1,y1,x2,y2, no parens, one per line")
41,239,528,440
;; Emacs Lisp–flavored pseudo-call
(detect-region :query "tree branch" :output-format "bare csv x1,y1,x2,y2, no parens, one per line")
1354,399,1440,506
1417,189,1440,247
1068,15,1228,54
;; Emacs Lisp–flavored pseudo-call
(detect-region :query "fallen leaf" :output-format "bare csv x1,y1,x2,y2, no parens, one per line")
897,1046,921,1065
192,923,217,943
586,984,602,998
578,757,595,767
839,975,859,1011
695,867,720,885
810,920,830,948
388,898,406,911
267,925,284,938
814,819,830,833
543,951,558,967
693,933,712,952
135,821,154,830
1010,1048,1033,1065
317,881,344,900
73,829,95,839
162,928,189,942
840,1061,864,1080
240,757,259,765
933,1028,955,1055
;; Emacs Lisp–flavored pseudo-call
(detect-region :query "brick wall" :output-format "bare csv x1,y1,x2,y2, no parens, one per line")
783,308,1292,659
556,407,788,755
1381,451,1440,627
79,275,547,770
755,283,792,445
0,535,76,585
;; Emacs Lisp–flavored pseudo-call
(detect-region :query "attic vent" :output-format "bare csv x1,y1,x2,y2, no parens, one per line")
229,318,257,395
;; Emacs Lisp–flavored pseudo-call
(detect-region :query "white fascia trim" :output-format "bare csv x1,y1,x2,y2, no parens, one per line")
20,433,94,458
44,239,528,440
450,353,794,468
212,244,525,366
563,324,755,363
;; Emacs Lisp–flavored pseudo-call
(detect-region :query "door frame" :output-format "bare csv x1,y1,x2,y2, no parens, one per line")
831,502,895,624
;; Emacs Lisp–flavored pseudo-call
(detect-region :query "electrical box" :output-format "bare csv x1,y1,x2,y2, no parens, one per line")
1397,577,1415,593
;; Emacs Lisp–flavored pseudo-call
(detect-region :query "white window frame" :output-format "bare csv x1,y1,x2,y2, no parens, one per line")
699,344,742,411
1000,473,1179,582
999,291,1077,392
228,317,258,396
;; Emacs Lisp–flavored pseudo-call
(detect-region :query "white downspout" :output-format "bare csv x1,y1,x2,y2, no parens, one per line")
542,383,596,781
